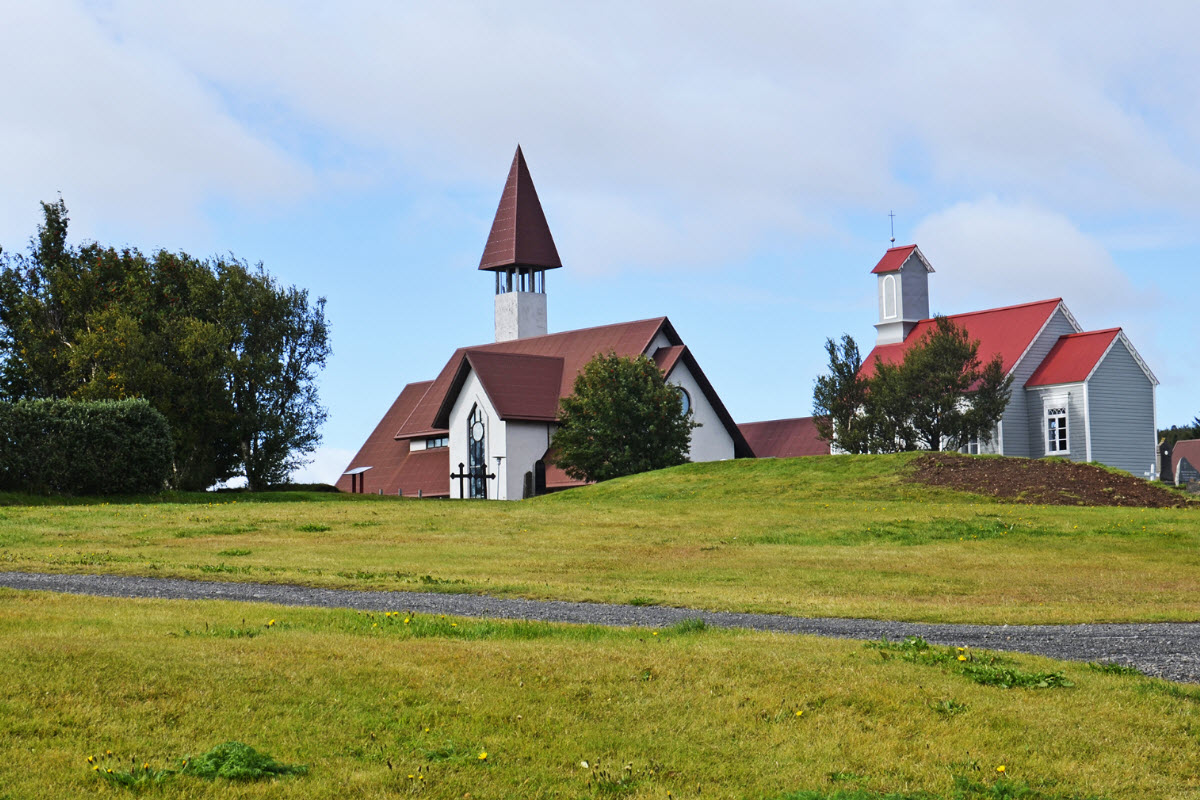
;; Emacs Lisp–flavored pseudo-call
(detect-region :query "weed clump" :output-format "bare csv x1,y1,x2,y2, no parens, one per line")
867,637,1074,689
181,741,308,781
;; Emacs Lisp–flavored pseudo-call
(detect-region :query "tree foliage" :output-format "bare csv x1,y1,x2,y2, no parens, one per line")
551,352,698,483
1159,420,1200,448
0,199,330,490
812,334,871,454
813,317,1013,453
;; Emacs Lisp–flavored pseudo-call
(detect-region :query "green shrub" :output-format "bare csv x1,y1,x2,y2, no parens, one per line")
181,741,307,781
0,398,172,494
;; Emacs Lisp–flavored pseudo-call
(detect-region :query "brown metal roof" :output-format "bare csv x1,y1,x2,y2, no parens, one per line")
392,447,450,497
395,318,672,439
1172,439,1200,482
336,381,432,494
432,351,565,428
393,317,752,464
478,145,563,272
738,417,830,458
652,345,686,375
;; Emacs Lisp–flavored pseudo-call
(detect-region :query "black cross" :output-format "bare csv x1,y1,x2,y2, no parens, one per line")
450,462,495,499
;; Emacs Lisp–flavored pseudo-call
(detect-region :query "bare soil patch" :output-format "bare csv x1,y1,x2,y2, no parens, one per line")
909,452,1192,508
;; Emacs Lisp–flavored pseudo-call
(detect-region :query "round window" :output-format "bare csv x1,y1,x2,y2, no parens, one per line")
676,386,691,416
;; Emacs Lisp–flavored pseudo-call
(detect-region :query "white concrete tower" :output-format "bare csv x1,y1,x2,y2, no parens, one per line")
871,244,934,345
478,146,562,342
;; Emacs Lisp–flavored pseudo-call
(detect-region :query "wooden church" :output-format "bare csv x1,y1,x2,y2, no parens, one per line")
860,245,1159,477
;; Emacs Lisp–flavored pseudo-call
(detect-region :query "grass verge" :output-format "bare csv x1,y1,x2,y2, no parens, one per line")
2,589,1198,799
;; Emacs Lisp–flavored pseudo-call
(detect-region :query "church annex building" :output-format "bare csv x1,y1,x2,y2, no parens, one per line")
338,149,1159,498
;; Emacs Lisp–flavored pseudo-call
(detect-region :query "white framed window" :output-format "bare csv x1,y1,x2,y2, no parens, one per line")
883,274,898,319
1045,406,1068,454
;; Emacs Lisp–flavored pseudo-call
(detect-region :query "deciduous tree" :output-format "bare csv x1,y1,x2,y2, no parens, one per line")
552,352,698,483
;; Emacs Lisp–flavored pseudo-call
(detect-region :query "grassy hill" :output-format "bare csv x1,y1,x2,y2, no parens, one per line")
1,454,1196,624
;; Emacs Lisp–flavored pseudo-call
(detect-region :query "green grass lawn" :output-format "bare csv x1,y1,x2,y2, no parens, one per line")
1,453,1197,624
3,589,1199,800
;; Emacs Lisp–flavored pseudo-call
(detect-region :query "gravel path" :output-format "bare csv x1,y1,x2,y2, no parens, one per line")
3,570,1199,684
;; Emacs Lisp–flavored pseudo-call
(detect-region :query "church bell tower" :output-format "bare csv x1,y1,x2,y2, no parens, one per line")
871,244,934,346
478,146,562,342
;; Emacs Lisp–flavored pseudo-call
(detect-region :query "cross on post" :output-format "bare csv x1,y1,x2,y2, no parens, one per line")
450,462,495,499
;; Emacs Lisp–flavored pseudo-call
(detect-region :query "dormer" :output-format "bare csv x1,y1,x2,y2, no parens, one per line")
872,244,934,345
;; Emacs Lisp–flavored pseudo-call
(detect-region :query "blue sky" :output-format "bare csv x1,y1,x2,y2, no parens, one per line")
3,2,1197,483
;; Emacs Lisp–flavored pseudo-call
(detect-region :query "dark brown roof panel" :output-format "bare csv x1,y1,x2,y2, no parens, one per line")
468,351,564,421
336,380,432,494
478,146,562,272
738,417,830,458
396,318,671,438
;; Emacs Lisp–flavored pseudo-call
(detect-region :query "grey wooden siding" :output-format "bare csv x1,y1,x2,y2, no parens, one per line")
997,307,1077,457
1087,340,1156,477
1025,383,1086,462
900,262,929,322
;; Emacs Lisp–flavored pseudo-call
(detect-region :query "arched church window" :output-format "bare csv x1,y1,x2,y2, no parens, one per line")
883,275,898,319
468,404,487,499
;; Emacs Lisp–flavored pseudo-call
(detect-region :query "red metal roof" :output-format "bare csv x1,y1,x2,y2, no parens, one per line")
392,447,450,498
478,145,563,272
1171,439,1200,481
861,298,1065,379
871,244,918,274
1026,329,1120,387
738,417,830,458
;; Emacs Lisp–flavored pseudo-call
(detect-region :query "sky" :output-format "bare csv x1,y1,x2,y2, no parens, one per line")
2,1,1198,484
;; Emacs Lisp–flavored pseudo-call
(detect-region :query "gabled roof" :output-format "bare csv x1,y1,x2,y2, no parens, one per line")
433,351,564,427
652,345,686,375
871,244,934,274
396,317,672,439
1172,439,1200,482
1026,329,1121,387
478,145,562,272
398,317,753,460
738,417,830,458
862,298,1066,379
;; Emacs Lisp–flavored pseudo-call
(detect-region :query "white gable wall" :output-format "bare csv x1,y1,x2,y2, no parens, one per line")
667,361,735,463
1000,307,1079,457
1087,339,1157,477
447,370,498,500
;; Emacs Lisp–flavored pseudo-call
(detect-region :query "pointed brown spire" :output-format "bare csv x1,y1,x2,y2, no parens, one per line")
478,146,563,271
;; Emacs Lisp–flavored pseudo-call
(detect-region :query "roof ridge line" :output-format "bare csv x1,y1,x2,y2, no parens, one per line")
917,297,1062,323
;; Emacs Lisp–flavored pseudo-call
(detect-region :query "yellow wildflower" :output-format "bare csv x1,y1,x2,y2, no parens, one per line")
478,751,488,761
957,655,967,661
997,765,1006,773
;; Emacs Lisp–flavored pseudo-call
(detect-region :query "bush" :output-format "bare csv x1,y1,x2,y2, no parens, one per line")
0,398,173,494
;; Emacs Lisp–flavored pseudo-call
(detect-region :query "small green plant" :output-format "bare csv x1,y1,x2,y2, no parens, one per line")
1087,661,1141,677
89,752,173,789
868,638,1072,690
962,665,1074,690
667,617,707,634
930,698,968,716
296,523,331,532
180,741,307,781
216,548,251,556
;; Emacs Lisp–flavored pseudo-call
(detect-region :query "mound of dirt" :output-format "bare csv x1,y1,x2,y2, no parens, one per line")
908,453,1191,508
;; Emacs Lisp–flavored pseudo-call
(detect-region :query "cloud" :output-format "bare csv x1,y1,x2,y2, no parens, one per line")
290,447,355,487
0,0,312,248
912,198,1151,326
